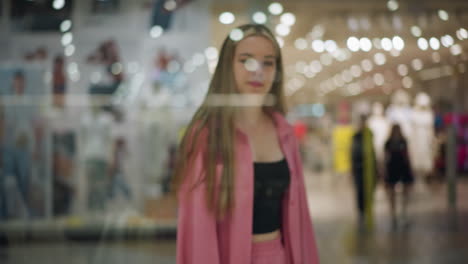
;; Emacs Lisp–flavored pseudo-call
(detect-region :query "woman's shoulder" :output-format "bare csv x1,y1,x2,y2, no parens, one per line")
185,120,209,137
185,122,209,145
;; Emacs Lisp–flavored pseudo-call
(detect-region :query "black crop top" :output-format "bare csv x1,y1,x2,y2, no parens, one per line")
252,158,290,234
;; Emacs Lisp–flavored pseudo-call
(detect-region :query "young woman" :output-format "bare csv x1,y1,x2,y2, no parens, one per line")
384,124,414,227
172,24,319,264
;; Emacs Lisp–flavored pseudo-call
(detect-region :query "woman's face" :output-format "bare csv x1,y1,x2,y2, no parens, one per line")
233,35,277,95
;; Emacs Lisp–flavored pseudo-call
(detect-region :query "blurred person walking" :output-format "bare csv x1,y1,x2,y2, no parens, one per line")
351,115,378,230
172,24,319,264
384,124,414,228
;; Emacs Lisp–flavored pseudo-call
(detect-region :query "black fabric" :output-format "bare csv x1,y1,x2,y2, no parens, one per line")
353,173,365,217
384,138,414,185
252,158,290,234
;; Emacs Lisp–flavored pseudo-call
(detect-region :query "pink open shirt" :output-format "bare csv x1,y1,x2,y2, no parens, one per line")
176,111,320,264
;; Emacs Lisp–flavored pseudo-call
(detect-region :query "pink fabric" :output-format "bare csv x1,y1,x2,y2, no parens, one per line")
251,237,288,264
176,111,320,264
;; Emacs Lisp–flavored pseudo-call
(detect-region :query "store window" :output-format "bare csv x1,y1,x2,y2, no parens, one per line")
10,0,73,32
91,0,120,14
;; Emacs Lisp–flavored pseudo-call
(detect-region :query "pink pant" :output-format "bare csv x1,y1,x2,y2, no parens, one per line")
251,236,289,264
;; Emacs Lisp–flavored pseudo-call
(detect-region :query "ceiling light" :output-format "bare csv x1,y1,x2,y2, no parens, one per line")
268,2,283,15
280,13,296,26
417,38,428,50
219,12,235,24
411,26,422,37
438,10,449,21
347,37,360,52
252,12,267,24
392,36,404,51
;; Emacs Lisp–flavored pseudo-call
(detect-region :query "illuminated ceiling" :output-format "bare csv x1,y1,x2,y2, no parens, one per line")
210,0,468,105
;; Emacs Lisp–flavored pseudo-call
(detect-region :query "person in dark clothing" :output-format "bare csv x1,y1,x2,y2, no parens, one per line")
52,55,66,108
384,124,414,227
351,115,378,229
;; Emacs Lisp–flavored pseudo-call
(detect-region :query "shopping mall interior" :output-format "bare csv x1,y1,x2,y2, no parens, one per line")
1,0,468,263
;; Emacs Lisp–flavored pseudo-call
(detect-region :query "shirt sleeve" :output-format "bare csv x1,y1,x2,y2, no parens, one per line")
176,147,221,264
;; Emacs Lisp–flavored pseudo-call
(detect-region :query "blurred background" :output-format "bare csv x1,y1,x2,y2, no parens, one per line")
0,0,467,263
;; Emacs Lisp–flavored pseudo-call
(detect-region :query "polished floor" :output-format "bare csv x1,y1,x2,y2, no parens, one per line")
1,172,467,264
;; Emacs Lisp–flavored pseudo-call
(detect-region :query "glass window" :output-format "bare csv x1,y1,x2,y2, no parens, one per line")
10,0,73,32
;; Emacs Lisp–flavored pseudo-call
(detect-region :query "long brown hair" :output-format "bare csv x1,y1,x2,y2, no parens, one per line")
172,24,286,218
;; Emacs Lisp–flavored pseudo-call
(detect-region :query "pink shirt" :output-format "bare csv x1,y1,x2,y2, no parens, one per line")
176,111,320,264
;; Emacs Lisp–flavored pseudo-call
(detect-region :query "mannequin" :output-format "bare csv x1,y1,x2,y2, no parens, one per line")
107,108,134,205
81,104,113,212
3,71,35,219
49,107,79,216
410,92,435,179
140,106,174,197
386,89,413,140
368,102,390,167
